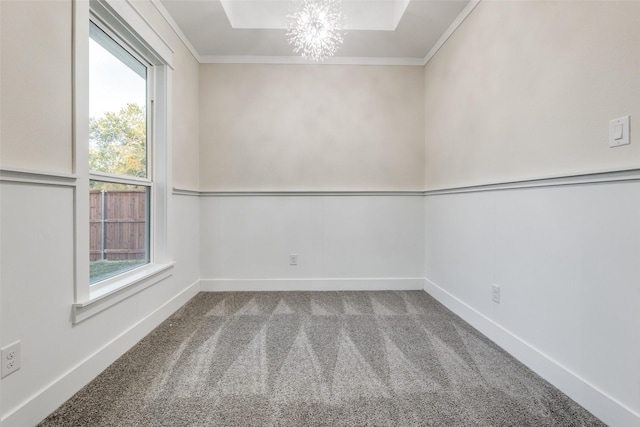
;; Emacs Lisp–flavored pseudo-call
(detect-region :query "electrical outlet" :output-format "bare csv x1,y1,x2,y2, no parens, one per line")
290,254,298,266
2,341,21,378
492,284,500,304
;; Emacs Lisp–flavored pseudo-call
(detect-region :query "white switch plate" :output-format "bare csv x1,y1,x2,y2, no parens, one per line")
289,254,298,266
609,116,630,147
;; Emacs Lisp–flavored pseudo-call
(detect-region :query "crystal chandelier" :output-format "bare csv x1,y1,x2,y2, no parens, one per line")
286,0,345,62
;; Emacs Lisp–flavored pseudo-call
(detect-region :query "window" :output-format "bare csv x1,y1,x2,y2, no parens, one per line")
73,0,173,322
89,20,151,286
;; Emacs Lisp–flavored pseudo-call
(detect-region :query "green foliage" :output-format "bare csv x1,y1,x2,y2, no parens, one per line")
90,103,146,186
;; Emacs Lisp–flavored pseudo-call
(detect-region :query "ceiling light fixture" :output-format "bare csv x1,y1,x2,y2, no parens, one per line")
286,0,345,62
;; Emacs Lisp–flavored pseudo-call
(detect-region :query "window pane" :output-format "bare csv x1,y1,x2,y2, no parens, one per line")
89,181,150,284
89,21,147,178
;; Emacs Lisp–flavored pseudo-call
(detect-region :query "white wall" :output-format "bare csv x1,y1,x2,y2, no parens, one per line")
200,195,425,291
0,1,201,425
0,182,200,427
421,1,640,425
2,1,637,427
199,64,425,191
424,175,640,426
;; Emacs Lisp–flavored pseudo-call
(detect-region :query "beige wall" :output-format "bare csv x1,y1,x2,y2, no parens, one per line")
424,0,640,190
170,46,200,189
1,0,73,173
199,64,425,191
130,1,200,189
3,1,637,194
0,2,201,423
0,0,200,189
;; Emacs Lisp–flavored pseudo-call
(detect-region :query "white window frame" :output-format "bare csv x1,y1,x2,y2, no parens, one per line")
88,17,154,291
72,0,174,323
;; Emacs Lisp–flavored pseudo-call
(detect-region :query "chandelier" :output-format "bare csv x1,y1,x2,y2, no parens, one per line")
286,0,345,62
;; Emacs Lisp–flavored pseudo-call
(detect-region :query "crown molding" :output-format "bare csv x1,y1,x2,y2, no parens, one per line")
150,0,201,62
199,55,425,66
422,0,481,66
147,0,482,67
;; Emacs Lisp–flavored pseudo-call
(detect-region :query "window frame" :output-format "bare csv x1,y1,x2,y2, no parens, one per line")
73,0,174,323
88,16,153,291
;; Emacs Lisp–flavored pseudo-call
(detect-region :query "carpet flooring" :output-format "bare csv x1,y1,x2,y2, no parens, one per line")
41,291,605,426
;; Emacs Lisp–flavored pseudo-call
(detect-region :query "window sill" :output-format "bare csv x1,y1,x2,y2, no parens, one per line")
73,262,175,324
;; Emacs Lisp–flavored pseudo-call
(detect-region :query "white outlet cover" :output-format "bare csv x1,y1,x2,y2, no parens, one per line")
1,341,21,378
492,284,501,304
609,116,630,147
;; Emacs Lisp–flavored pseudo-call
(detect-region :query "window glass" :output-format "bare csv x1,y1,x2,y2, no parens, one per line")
89,20,151,285
89,182,150,284
89,21,147,178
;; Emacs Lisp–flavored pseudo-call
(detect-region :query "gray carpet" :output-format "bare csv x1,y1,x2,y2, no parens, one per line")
41,291,605,426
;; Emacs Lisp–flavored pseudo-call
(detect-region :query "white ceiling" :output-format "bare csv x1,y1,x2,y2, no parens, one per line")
219,0,411,30
157,0,476,64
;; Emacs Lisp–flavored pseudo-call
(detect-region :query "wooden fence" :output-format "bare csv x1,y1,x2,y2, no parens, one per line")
90,189,147,261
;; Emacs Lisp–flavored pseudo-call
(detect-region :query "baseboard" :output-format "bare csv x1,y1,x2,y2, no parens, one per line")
201,278,424,292
1,280,201,427
424,278,640,427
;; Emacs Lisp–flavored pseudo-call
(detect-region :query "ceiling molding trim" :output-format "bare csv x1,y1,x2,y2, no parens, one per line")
422,0,481,66
149,0,202,62
145,0,480,67
199,55,425,66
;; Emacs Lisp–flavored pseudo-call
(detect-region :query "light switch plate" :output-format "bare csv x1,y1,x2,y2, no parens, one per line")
609,116,630,147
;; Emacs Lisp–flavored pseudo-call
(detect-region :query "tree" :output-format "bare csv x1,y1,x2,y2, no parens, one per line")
89,103,146,187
